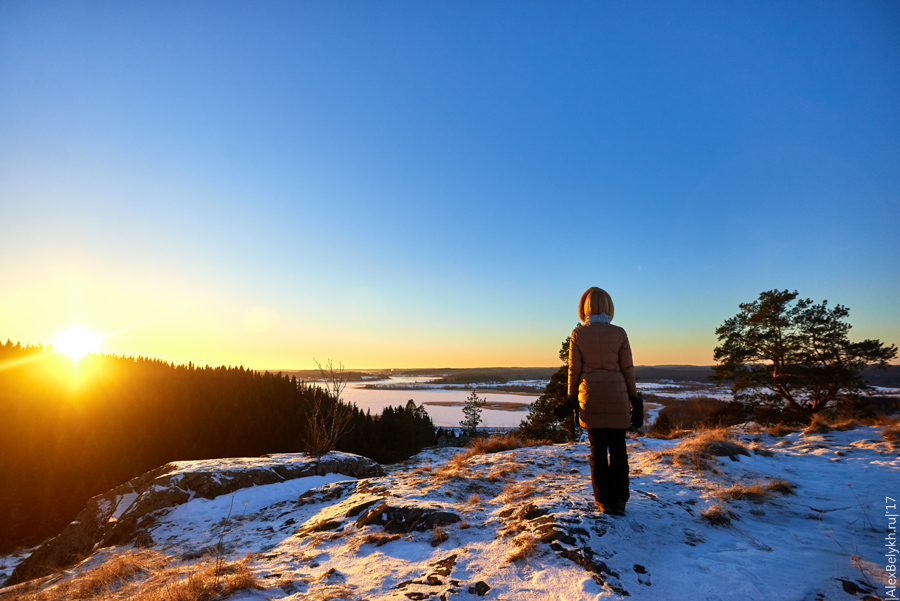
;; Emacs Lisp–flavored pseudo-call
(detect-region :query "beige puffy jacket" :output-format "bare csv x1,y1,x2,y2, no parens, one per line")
567,288,638,429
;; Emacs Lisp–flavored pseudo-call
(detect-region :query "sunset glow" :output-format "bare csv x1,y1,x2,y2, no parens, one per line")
53,326,102,361
0,3,897,369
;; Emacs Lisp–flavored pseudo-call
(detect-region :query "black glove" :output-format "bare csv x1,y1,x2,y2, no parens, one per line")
630,395,644,429
553,395,578,421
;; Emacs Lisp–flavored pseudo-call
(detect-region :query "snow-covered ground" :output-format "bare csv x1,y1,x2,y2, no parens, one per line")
3,424,896,600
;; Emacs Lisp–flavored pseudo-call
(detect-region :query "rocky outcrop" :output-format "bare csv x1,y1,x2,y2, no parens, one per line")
4,452,383,587
355,502,460,533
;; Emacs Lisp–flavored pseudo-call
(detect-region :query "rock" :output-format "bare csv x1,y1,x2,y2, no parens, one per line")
4,451,383,587
356,502,460,534
469,581,491,596
430,554,458,576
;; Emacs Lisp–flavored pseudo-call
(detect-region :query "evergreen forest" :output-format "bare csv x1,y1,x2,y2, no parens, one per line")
0,341,436,554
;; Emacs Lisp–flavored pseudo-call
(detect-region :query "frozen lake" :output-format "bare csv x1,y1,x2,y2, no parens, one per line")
340,383,536,428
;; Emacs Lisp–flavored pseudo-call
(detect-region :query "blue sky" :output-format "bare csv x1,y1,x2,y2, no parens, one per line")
1,1,898,368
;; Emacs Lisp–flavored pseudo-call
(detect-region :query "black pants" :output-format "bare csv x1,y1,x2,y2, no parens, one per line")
587,428,629,507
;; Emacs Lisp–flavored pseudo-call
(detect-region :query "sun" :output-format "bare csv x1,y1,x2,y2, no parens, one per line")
53,326,102,360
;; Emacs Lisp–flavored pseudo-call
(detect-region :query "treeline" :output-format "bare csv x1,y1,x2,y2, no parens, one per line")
427,367,559,385
278,369,391,382
0,341,435,554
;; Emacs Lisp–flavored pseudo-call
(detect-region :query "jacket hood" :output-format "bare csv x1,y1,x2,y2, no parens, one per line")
578,287,614,323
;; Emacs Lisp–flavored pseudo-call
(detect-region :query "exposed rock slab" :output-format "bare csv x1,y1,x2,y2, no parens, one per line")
5,452,383,586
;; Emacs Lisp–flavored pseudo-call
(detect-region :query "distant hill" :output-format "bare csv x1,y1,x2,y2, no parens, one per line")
861,364,900,387
274,365,900,388
634,365,715,382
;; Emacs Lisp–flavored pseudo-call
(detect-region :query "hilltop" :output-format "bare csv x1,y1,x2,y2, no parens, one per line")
1,424,895,600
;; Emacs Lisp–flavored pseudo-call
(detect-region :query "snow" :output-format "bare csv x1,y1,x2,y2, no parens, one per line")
111,491,139,521
3,426,896,600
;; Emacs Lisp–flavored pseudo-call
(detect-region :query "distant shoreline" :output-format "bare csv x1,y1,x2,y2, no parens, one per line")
421,400,529,412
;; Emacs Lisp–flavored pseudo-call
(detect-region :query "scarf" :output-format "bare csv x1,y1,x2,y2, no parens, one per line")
585,313,611,324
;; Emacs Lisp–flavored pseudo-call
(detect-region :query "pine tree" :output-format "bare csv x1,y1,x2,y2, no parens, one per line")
460,391,487,437
517,335,578,442
713,289,897,413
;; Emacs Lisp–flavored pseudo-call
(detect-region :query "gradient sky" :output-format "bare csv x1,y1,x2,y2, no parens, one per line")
1,1,898,369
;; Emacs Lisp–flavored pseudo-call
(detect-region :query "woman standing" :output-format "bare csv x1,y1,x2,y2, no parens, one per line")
564,287,642,515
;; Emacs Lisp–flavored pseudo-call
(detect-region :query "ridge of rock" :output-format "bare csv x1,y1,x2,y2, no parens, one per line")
4,452,383,586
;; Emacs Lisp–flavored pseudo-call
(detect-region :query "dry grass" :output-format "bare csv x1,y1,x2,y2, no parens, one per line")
764,423,796,437
505,532,538,563
458,521,471,529
714,479,795,502
351,531,401,551
803,414,832,434
430,527,449,547
155,558,262,601
656,428,750,471
408,465,434,477
657,397,731,429
463,433,549,460
428,433,547,484
487,461,523,481
716,482,767,502
498,481,537,504
701,503,735,526
803,414,861,435
71,550,164,599
766,478,797,495
861,414,900,427
434,453,470,481
4,551,263,601
882,426,900,442
465,493,482,507
434,434,545,482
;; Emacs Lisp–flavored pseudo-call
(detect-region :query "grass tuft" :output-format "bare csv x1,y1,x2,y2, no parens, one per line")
465,433,549,459
505,532,538,563
5,551,263,601
430,526,449,547
881,426,900,442
499,481,537,504
656,428,750,471
701,503,735,526
766,478,797,495
764,423,796,437
803,414,861,436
